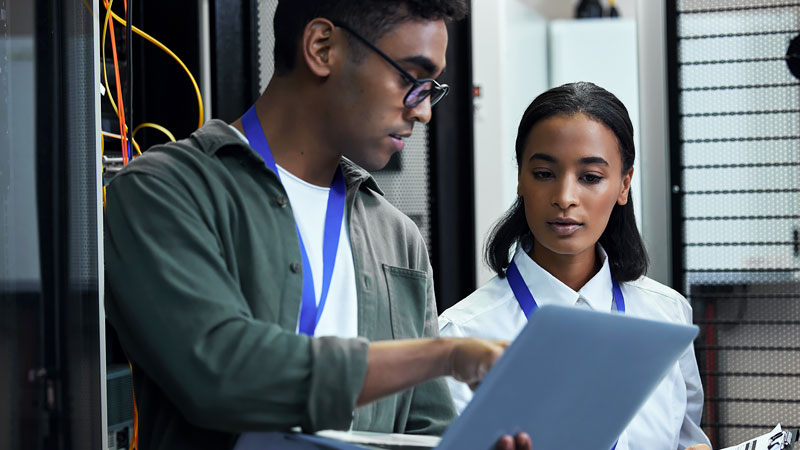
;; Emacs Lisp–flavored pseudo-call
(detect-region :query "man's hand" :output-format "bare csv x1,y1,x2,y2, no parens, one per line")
447,338,509,390
496,432,532,450
357,337,509,406
359,338,526,448
686,445,711,450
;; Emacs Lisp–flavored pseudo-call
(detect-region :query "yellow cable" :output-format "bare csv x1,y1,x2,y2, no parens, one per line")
104,2,204,129
132,122,176,143
90,0,198,166
96,0,203,130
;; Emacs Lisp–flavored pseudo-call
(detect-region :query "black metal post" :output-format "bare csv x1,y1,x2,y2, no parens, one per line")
429,17,476,312
665,0,685,296
209,0,261,122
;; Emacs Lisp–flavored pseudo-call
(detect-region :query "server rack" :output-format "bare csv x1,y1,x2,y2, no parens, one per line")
1,0,107,449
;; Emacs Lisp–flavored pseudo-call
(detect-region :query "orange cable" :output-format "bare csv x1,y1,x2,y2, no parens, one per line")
94,1,136,444
128,362,138,450
124,0,129,155
107,0,129,165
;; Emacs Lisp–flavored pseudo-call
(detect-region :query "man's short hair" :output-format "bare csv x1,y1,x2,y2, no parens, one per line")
272,0,469,76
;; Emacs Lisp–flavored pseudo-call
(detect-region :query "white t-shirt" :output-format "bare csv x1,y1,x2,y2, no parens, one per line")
229,125,358,338
276,165,358,338
438,246,711,450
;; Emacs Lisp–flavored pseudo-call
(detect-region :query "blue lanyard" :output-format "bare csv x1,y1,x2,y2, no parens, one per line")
506,259,625,450
506,260,625,318
242,105,347,336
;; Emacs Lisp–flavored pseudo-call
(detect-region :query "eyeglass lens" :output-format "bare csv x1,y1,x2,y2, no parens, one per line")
405,81,446,108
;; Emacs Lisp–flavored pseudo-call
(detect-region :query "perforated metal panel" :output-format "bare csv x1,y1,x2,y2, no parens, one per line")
668,1,800,447
370,127,433,251
255,0,276,93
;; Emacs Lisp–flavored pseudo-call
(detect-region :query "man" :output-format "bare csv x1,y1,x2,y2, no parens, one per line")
105,1,530,449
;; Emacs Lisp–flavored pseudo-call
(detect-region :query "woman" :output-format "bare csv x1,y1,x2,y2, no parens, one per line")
439,82,711,450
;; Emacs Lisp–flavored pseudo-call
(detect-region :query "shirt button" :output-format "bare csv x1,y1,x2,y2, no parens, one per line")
289,262,301,273
275,195,288,207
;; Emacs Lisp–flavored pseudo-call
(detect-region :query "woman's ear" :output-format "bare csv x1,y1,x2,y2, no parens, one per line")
617,168,633,205
300,18,337,78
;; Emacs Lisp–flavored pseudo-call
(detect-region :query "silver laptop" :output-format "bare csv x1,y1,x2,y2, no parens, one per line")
237,304,698,450
436,304,698,450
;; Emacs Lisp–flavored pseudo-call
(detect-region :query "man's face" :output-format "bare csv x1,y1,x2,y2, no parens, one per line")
326,19,448,171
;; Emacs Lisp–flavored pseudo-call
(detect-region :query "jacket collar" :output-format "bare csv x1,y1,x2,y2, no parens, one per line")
189,119,383,195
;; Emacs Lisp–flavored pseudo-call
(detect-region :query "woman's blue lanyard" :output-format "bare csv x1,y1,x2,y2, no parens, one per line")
242,105,346,336
506,260,625,317
506,259,625,450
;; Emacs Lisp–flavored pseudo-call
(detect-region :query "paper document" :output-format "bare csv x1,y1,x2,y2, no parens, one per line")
720,425,799,450
315,430,440,448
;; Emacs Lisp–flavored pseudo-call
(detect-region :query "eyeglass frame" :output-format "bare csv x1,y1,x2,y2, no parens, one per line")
331,20,450,109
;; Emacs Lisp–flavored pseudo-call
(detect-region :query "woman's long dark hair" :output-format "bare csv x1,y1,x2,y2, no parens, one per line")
485,82,649,282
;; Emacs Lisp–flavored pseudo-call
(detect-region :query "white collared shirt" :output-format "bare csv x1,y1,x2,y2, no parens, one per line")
438,247,710,450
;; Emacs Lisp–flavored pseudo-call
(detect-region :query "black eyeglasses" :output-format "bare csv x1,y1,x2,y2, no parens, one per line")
333,21,450,109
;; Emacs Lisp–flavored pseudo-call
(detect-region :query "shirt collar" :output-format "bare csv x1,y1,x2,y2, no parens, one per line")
577,246,614,312
511,245,614,312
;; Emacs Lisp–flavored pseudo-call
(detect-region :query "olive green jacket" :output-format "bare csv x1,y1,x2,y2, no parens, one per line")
104,120,456,450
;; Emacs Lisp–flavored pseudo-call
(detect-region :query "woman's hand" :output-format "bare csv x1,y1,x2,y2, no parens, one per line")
686,445,711,450
496,432,532,450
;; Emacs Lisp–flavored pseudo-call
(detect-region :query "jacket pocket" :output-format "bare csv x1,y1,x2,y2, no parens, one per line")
382,264,427,339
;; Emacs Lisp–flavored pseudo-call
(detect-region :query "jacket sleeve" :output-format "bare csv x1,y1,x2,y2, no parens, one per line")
105,169,368,433
402,261,457,435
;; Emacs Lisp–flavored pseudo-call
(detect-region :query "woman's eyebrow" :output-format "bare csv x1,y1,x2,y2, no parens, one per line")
579,157,609,166
529,153,556,162
528,154,609,166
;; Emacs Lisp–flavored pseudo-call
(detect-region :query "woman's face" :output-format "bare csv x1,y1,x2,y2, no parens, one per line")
517,113,632,261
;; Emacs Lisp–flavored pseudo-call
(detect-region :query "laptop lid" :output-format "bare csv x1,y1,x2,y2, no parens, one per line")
437,304,699,450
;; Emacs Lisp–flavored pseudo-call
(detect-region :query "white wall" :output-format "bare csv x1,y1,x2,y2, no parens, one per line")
635,0,672,285
472,0,549,285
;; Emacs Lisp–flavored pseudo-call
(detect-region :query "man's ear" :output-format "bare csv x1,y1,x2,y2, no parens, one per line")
300,18,338,78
